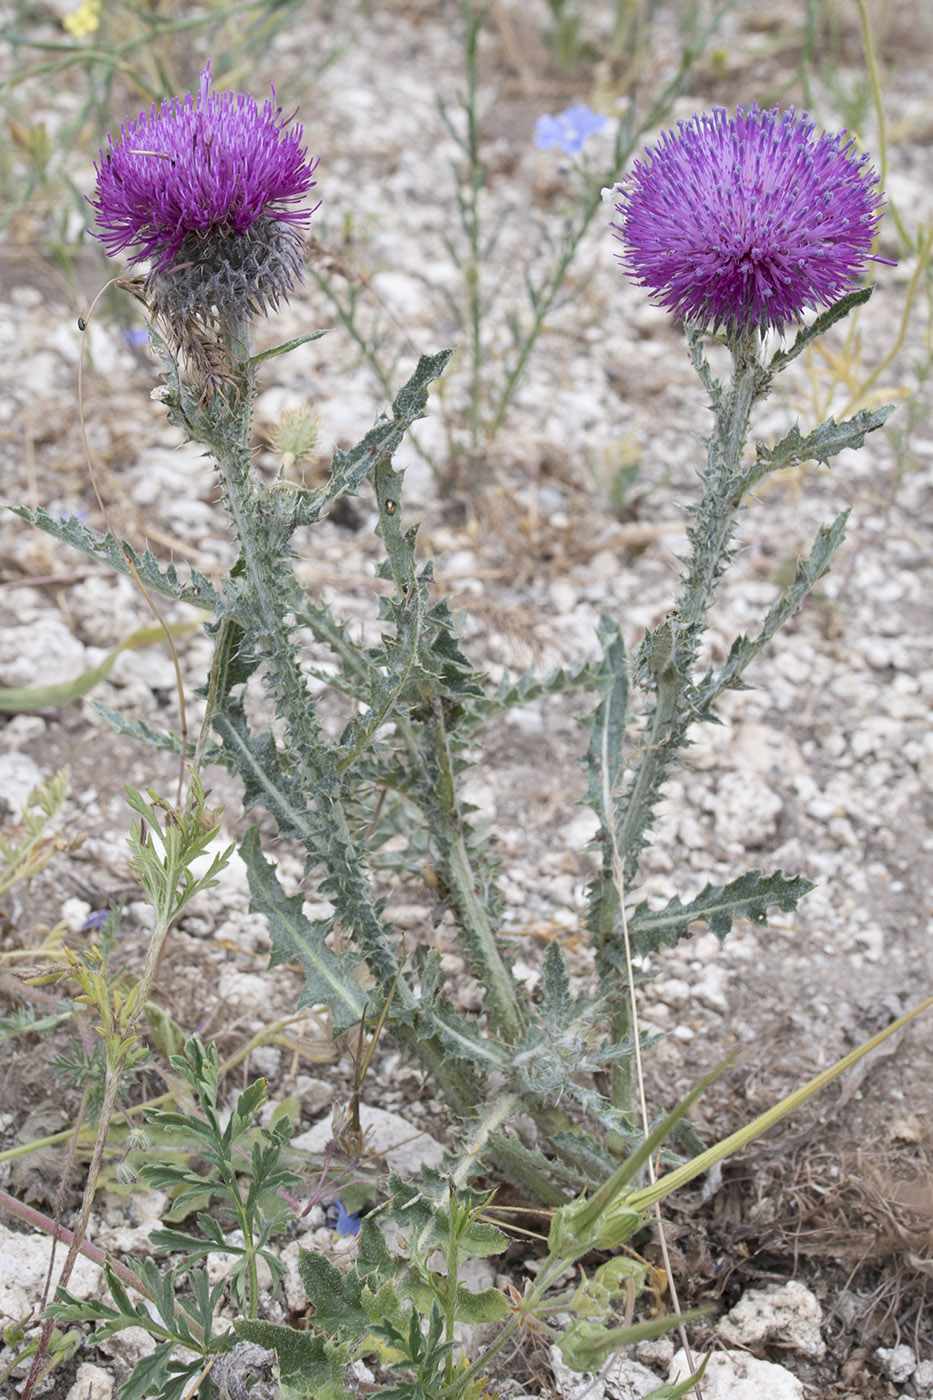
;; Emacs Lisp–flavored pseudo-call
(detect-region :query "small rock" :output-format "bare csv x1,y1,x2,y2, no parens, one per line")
913,1358,933,1397
669,1347,805,1398
0,1223,101,1318
550,1345,662,1400
294,1075,335,1116
66,1364,113,1400
250,1045,281,1078
634,1335,674,1368
280,1239,307,1311
97,1326,156,1369
292,1102,444,1175
692,965,728,1013
602,1356,666,1400
62,896,93,933
875,1342,915,1382
217,966,269,1011
717,1280,825,1359
707,770,783,848
549,578,578,614
0,713,46,747
0,617,87,690
653,977,691,1007
0,751,45,821
505,702,544,735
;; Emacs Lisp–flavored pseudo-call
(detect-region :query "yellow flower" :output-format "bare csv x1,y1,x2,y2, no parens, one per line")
63,0,101,40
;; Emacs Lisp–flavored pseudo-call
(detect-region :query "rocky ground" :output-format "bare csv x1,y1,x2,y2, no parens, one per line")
1,1,932,1397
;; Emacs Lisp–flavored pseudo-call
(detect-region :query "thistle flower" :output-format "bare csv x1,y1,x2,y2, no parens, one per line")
90,63,319,327
534,104,606,158
612,105,885,335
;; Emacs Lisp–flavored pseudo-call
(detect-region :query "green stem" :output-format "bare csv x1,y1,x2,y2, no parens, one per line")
460,0,484,447
601,335,766,1114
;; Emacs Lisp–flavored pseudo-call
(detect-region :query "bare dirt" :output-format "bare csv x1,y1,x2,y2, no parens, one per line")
1,2,932,1397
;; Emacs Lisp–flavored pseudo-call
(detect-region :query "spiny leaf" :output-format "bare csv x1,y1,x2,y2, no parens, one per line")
10,507,220,611
461,652,597,729
628,868,814,954
701,511,849,707
90,702,187,755
745,404,895,492
768,287,873,372
290,350,454,530
239,826,366,1032
250,328,328,365
212,707,324,848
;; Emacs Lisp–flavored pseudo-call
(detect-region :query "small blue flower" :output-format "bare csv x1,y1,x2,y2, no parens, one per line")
334,1200,362,1237
534,104,606,157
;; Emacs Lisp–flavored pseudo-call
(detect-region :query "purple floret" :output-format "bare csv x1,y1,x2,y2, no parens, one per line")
612,105,885,334
90,62,318,273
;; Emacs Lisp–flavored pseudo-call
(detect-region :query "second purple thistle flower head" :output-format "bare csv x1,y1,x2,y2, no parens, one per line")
90,62,319,324
612,105,886,337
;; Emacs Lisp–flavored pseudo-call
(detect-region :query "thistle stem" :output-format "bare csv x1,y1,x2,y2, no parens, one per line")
603,332,767,1114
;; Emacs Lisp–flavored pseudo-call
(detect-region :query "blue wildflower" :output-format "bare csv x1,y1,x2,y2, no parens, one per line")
534,104,606,158
334,1200,362,1237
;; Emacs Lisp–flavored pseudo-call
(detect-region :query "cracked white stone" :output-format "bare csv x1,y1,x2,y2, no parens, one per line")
875,1341,915,1382
669,1347,805,1398
292,1102,444,1175
717,1280,825,1359
66,1364,113,1400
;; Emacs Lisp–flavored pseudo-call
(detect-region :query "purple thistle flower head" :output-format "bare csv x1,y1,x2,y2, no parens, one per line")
534,104,606,158
612,105,885,335
90,62,319,325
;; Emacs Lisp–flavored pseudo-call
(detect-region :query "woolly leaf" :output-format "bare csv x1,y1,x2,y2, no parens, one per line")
700,511,849,709
90,702,187,755
250,328,328,365
299,1252,370,1341
234,1319,350,1400
540,940,575,1029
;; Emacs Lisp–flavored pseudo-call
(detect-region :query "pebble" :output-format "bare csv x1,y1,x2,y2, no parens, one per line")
692,965,729,1013
550,1345,663,1400
717,1280,825,1359
292,1103,444,1175
0,751,45,820
653,977,691,1007
706,771,783,847
669,1347,805,1398
66,1365,113,1400
913,1358,933,1397
0,1223,101,1319
217,966,271,1013
875,1342,916,1382
294,1075,335,1116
